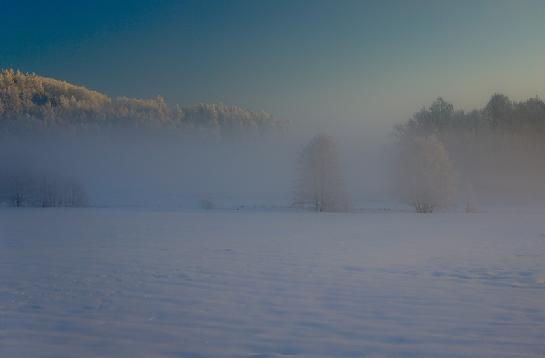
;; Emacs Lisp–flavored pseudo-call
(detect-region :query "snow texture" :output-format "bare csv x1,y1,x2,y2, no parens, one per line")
1,208,545,357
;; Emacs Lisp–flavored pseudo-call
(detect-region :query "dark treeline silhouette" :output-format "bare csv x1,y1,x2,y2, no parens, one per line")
396,94,545,138
396,94,545,206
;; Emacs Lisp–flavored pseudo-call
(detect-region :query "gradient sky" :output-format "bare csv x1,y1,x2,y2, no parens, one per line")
2,0,545,129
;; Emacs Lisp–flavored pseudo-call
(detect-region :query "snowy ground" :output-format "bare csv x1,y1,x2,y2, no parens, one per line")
1,208,545,357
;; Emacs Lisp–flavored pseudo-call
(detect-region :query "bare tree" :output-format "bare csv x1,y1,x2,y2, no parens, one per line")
61,178,89,207
7,170,32,207
2,169,88,208
38,176,60,208
37,176,89,207
398,135,456,213
293,134,350,212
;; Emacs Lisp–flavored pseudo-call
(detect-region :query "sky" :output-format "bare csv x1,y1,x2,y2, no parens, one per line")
2,0,545,130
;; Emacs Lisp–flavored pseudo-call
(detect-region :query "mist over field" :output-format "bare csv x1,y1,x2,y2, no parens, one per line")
0,132,293,207
2,1,545,357
2,71,545,210
0,128,398,209
0,69,400,209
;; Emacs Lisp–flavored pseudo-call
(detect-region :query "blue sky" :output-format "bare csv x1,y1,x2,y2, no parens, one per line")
2,0,545,129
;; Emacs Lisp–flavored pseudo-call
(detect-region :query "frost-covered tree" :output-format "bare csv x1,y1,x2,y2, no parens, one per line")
293,134,350,212
0,69,287,138
398,135,456,213
394,95,545,201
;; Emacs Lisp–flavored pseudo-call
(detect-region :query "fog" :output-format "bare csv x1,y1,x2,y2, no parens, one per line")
0,119,397,209
2,69,545,211
3,100,545,210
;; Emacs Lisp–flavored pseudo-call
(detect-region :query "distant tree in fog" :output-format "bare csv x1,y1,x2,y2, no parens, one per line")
398,135,455,213
394,94,545,201
36,176,88,208
200,199,215,210
463,181,477,213
38,176,60,208
63,179,88,207
293,135,350,212
7,170,32,207
485,93,513,129
1,168,88,208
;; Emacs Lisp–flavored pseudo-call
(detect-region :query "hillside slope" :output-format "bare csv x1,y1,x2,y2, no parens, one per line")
0,69,285,136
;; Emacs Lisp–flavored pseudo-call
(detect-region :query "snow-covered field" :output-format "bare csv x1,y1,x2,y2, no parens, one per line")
1,208,545,357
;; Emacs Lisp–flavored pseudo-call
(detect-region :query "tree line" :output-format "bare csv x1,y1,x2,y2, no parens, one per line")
295,94,545,213
0,69,286,138
395,94,545,212
0,167,87,208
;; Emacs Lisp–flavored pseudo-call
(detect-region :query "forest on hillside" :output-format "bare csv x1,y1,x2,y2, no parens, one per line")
0,69,286,138
0,69,288,208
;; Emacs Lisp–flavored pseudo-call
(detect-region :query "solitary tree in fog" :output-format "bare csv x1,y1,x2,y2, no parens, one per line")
293,134,350,212
7,170,32,207
398,135,455,213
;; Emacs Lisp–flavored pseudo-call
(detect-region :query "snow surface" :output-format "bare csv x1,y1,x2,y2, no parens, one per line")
1,208,545,357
